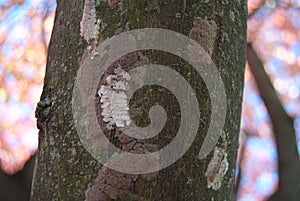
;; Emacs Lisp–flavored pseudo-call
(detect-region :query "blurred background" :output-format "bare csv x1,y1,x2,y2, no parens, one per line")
0,0,299,201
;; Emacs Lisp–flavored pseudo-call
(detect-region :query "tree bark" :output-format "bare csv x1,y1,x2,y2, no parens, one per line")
31,0,247,200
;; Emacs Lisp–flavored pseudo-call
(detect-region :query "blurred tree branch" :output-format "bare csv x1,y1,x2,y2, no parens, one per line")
234,132,249,198
0,154,35,201
247,43,300,201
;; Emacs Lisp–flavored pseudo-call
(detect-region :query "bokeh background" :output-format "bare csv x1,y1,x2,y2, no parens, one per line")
0,0,299,201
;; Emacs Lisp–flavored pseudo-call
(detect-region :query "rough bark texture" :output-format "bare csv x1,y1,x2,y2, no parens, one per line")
31,0,247,201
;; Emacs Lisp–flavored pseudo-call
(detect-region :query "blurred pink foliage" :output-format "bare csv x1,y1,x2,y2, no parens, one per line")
0,0,55,174
238,0,300,200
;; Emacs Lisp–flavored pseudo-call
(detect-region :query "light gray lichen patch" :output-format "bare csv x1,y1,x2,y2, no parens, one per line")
229,11,235,22
205,146,228,191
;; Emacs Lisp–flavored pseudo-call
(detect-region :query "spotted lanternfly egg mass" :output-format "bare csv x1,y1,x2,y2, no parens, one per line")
204,146,228,190
98,67,131,128
80,0,97,42
188,17,217,64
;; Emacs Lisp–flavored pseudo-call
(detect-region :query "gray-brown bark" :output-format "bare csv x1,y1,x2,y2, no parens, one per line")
247,44,300,201
31,1,247,200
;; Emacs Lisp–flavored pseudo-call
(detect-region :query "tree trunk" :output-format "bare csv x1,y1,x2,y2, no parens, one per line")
31,0,247,200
